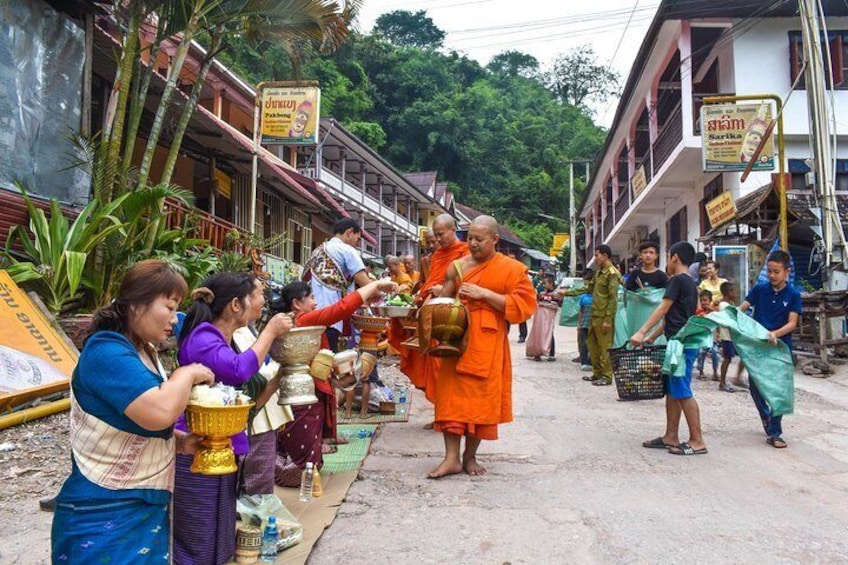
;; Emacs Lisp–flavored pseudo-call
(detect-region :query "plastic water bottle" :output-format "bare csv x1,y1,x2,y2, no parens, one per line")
259,515,278,562
397,386,408,416
299,462,314,502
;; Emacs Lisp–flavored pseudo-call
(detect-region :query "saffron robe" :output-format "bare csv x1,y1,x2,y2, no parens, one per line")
388,241,469,402
434,253,536,439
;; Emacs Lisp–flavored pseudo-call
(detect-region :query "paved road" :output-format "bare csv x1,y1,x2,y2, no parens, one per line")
309,325,848,564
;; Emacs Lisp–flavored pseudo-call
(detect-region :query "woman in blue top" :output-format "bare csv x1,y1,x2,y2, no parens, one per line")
51,259,214,564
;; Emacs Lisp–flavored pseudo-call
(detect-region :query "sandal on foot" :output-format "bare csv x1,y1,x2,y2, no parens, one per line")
642,437,676,449
591,377,612,386
719,384,735,393
582,375,596,381
669,442,708,456
767,436,787,449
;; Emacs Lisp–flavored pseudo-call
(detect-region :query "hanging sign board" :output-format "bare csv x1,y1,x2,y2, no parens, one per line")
631,165,648,197
705,191,737,228
260,85,321,145
0,271,77,410
701,103,775,172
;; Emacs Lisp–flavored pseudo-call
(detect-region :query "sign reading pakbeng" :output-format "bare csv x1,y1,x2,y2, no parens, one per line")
701,103,774,172
260,86,320,145
705,191,737,228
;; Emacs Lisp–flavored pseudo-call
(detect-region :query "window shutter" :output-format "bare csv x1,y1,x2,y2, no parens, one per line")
790,36,805,88
829,35,844,87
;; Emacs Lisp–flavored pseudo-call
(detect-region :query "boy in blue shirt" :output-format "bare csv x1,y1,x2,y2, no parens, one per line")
739,250,802,449
576,269,594,371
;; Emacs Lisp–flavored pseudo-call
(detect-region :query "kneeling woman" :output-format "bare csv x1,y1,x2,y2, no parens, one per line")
273,278,396,486
51,260,215,563
174,273,293,565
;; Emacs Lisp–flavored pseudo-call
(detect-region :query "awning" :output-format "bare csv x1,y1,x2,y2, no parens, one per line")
523,249,553,261
787,190,848,227
286,168,350,219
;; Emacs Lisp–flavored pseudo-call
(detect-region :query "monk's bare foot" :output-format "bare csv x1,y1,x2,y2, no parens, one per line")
359,412,371,419
423,421,434,430
463,455,487,476
344,410,353,419
427,458,462,479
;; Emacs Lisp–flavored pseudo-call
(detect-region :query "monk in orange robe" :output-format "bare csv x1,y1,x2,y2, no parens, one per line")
388,215,468,404
428,215,536,478
416,229,437,292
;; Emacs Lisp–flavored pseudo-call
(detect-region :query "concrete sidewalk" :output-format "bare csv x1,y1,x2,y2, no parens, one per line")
309,324,848,564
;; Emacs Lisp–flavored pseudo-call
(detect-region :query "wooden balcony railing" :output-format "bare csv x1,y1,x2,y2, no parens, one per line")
653,104,683,173
614,190,630,227
163,197,250,255
602,213,614,243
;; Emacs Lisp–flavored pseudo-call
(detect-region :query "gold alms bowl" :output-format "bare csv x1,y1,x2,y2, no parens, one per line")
185,402,254,475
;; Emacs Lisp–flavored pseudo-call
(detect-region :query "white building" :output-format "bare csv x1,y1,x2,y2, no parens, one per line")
579,0,848,290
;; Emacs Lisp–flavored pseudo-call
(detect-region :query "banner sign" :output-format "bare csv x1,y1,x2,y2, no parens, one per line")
0,271,77,408
260,85,321,145
552,233,570,251
631,165,647,197
705,191,737,228
701,103,774,172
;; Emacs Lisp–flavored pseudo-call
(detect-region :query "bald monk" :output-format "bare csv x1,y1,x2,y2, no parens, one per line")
428,215,536,478
417,229,437,290
388,215,469,405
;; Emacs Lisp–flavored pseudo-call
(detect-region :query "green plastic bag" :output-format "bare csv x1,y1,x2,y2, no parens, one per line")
559,295,581,327
664,307,795,416
614,287,667,347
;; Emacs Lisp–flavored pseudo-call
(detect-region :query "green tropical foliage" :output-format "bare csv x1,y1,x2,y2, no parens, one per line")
3,185,126,314
211,11,609,253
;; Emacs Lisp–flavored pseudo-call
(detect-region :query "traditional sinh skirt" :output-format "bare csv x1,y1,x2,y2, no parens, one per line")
241,430,277,495
52,498,170,563
172,454,238,565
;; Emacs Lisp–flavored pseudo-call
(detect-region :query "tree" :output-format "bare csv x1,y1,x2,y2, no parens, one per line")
547,45,619,109
373,10,445,49
487,51,540,79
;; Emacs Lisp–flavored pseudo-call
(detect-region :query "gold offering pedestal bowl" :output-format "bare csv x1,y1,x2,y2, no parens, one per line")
185,402,254,475
352,312,389,351
270,325,325,406
419,297,468,357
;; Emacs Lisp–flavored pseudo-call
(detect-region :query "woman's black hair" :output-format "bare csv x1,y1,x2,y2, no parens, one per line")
270,281,311,315
178,272,257,347
86,259,187,346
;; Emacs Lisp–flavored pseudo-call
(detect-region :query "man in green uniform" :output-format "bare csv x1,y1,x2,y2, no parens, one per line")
563,245,621,385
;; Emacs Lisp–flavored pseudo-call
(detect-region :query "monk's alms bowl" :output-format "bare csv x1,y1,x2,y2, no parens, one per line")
269,325,325,365
185,402,255,475
370,305,416,318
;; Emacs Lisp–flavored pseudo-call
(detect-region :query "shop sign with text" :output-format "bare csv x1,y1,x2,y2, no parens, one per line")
260,86,320,145
705,191,737,228
701,103,774,172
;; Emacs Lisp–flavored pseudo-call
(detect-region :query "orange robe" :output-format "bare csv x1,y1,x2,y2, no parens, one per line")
388,241,469,402
391,272,414,294
434,253,536,440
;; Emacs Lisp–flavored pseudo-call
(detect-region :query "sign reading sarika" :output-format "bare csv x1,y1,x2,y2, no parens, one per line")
0,271,77,395
701,103,775,172
260,85,321,145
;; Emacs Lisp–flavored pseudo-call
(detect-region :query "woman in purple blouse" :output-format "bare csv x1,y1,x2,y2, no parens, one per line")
173,272,292,565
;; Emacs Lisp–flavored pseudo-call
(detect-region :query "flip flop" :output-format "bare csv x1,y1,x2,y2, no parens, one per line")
767,436,788,449
642,437,676,449
669,442,708,456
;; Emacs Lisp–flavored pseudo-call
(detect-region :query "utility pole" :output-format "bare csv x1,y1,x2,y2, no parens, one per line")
569,162,576,275
799,0,848,289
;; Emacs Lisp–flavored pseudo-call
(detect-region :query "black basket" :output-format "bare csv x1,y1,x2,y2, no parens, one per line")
608,345,667,400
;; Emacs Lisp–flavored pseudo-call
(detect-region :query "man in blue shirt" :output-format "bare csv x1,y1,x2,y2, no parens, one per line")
739,249,802,449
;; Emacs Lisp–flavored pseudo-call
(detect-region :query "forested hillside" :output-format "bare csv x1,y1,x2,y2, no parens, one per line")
211,10,612,250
